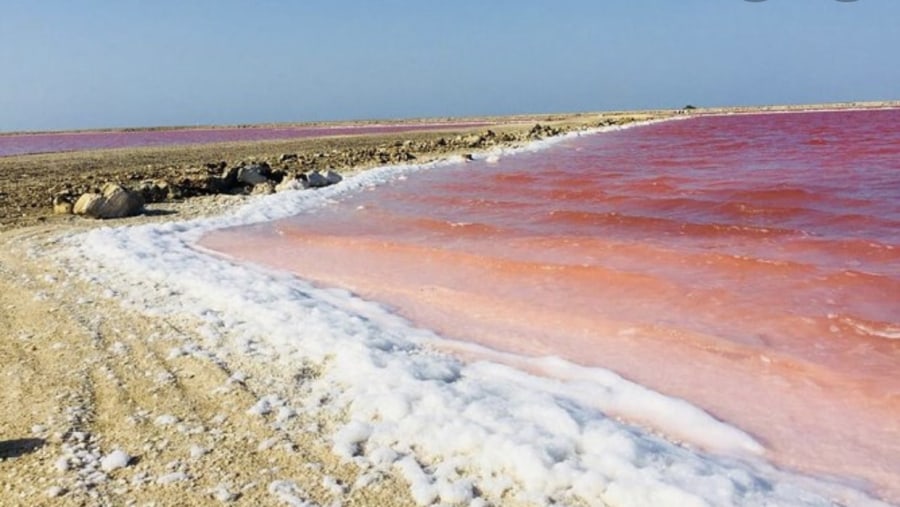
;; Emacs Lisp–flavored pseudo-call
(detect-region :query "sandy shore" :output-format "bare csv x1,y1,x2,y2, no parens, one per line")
1,113,650,506
1,105,895,506
0,219,419,506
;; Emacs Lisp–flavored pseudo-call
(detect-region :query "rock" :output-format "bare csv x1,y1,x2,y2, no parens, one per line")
98,183,144,218
211,483,237,502
220,166,240,187
236,165,270,185
52,193,74,214
526,123,563,139
305,171,329,188
138,180,170,203
324,170,343,185
395,150,416,162
100,449,132,472
72,193,104,217
464,134,484,147
268,169,287,184
156,471,189,485
172,175,227,198
73,184,144,219
46,486,66,498
205,161,227,172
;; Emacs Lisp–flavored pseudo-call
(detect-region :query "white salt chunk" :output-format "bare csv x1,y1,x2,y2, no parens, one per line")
100,450,131,472
275,406,296,423
54,457,70,473
46,486,66,498
247,399,272,416
211,483,237,502
156,472,188,485
189,444,208,459
257,437,279,452
154,414,179,426
268,480,313,507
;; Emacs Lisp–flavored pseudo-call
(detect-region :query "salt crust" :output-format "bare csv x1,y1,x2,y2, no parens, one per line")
56,121,887,506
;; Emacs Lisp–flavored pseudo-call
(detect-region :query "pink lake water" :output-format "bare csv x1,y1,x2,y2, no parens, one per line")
0,121,488,157
201,110,900,503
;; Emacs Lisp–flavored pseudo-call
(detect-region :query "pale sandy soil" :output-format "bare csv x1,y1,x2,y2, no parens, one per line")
0,195,425,506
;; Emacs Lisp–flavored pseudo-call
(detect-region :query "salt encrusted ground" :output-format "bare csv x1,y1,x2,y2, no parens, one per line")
0,195,424,506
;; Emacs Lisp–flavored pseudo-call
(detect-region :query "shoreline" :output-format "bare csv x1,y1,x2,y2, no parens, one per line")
1,99,897,137
2,102,896,231
0,112,658,231
1,114,662,506
1,109,893,506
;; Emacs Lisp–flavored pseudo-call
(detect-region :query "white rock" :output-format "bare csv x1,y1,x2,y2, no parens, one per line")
156,471,189,485
46,486,66,498
247,399,272,416
154,414,179,426
54,457,70,473
257,437,279,452
275,406,296,423
268,480,311,507
189,445,208,459
100,450,131,472
211,483,237,502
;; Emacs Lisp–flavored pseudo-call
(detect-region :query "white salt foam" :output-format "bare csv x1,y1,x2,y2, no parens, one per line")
54,119,888,506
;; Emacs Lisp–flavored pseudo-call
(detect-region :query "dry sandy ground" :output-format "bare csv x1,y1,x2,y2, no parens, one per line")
0,196,426,507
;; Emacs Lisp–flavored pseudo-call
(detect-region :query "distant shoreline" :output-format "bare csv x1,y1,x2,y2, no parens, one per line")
3,100,897,137
0,111,656,230
2,103,897,230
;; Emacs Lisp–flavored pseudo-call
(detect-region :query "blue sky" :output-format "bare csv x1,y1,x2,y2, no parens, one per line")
1,0,898,132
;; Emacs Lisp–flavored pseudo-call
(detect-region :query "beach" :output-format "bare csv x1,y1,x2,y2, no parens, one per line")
0,112,655,506
1,105,897,507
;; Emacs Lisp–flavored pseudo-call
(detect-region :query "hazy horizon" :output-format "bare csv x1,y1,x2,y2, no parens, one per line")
2,1,898,133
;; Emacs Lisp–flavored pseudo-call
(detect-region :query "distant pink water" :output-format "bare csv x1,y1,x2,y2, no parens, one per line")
202,110,900,502
0,121,488,157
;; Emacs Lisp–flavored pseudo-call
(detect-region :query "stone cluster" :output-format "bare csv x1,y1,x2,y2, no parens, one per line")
48,121,633,220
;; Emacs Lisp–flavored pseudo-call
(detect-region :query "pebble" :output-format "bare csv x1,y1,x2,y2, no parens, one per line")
211,483,238,503
154,414,179,426
189,444,208,459
100,449,132,472
54,457,70,473
156,471,188,485
46,486,66,498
